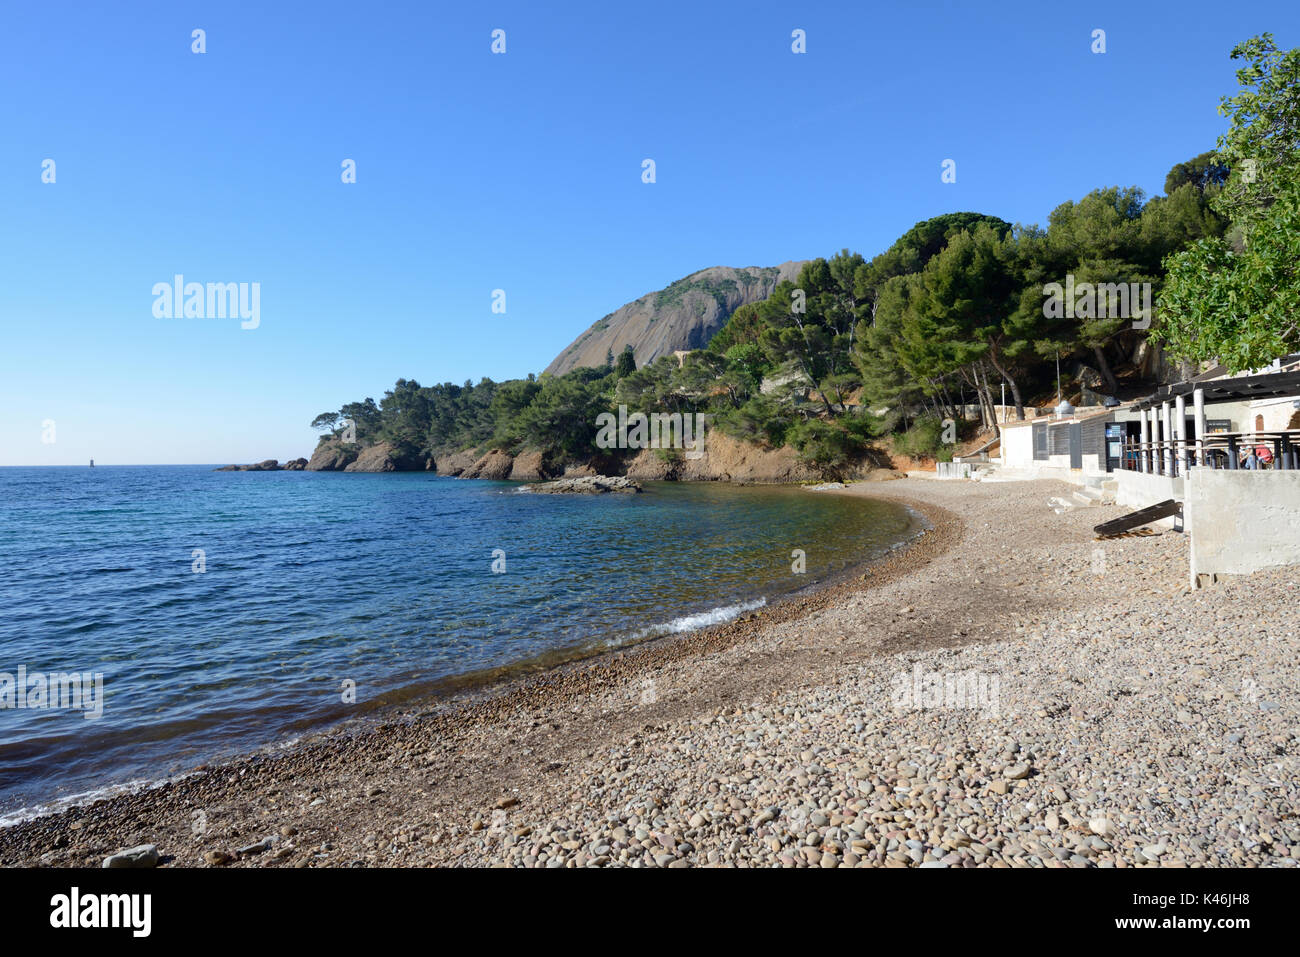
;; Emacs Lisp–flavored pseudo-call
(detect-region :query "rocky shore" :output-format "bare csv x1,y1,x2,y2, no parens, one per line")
520,476,641,494
2,478,1296,868
216,458,309,472
301,433,889,482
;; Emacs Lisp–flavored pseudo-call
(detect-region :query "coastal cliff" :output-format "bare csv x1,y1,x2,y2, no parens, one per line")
544,262,807,376
405,431,892,483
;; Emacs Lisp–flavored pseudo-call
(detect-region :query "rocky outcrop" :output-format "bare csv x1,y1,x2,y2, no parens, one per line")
507,450,550,481
343,442,423,473
520,475,641,494
544,262,807,375
288,431,890,483
307,440,358,471
624,432,888,483
623,432,815,483
459,449,515,480
623,453,676,481
216,458,309,472
432,449,478,476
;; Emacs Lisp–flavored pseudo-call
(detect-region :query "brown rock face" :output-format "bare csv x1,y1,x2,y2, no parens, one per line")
343,442,416,472
282,458,309,471
507,450,550,481
623,431,888,483
432,450,477,476
544,262,807,376
307,440,358,471
459,449,514,480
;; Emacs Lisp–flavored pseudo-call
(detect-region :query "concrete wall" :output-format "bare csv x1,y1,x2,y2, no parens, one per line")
1000,423,1033,467
1114,470,1185,522
1250,397,1300,431
1187,468,1300,586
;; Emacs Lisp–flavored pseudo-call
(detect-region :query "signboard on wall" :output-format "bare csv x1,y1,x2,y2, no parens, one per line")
1206,419,1232,434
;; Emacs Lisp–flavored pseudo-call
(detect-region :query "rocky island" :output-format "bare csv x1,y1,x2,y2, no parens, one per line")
519,475,642,494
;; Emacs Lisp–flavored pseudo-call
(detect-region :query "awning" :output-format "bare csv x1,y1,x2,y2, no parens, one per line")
1130,370,1300,411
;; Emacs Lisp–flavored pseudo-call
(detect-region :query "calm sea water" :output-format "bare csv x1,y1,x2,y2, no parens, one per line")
0,466,917,821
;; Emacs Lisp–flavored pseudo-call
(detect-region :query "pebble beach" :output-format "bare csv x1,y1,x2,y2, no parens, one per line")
2,476,1296,868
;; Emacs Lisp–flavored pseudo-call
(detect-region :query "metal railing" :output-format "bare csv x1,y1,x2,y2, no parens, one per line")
1120,431,1300,476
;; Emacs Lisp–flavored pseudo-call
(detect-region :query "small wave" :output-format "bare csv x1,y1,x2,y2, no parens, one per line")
0,774,191,829
0,725,315,829
630,597,766,641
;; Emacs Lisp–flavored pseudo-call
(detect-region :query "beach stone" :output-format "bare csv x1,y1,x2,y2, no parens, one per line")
236,837,276,856
103,844,159,869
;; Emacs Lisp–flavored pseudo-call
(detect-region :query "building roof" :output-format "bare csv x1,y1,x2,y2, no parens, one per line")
1130,369,1300,411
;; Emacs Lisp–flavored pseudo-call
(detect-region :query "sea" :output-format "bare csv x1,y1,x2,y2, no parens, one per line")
0,466,920,822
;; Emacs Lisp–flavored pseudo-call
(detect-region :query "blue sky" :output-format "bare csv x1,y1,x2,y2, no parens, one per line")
1,1,1295,465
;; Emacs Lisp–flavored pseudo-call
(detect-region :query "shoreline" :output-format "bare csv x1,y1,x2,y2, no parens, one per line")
0,475,921,829
3,476,1297,867
0,483,955,860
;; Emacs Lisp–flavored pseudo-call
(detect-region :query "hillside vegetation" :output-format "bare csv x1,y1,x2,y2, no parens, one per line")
311,35,1298,480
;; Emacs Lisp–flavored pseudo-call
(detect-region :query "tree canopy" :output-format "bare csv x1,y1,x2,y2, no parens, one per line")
1157,33,1300,371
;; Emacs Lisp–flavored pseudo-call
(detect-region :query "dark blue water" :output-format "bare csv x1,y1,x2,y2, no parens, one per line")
0,466,917,820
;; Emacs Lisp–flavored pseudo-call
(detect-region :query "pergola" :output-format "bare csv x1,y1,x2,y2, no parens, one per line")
1126,370,1300,474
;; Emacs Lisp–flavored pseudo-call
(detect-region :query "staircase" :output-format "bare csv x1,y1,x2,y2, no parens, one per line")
1047,480,1117,513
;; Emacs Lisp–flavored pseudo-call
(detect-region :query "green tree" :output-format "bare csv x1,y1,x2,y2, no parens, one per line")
614,345,637,377
1158,34,1300,371
310,411,340,433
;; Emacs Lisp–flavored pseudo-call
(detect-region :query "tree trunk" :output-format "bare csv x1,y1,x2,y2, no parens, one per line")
963,364,993,432
940,378,959,422
975,361,1000,435
1093,345,1119,394
986,345,1025,420
961,366,981,431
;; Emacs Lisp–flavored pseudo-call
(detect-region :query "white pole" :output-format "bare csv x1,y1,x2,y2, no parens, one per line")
1162,401,1174,476
1150,406,1161,474
1139,407,1150,474
1193,388,1206,467
1174,393,1187,475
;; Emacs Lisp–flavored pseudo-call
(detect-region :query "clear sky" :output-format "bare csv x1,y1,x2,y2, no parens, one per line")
2,1,1295,465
